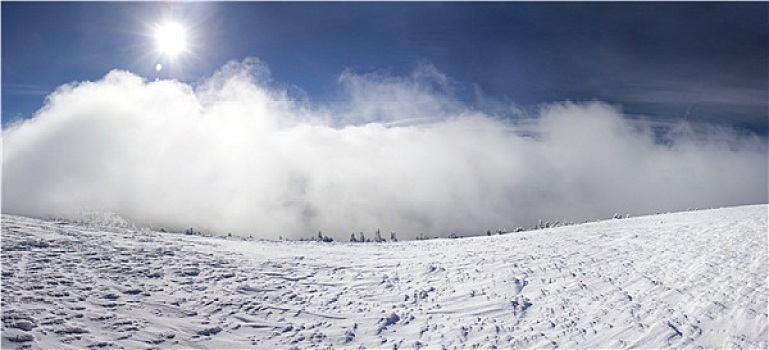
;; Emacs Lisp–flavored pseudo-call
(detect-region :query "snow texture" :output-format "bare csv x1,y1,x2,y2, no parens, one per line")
2,205,767,349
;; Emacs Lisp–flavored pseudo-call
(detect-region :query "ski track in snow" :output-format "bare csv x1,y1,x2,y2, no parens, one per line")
2,205,767,349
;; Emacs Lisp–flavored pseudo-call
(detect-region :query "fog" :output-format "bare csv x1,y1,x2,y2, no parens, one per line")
3,59,767,239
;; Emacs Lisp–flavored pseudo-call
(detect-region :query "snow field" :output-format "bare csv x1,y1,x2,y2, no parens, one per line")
2,205,767,349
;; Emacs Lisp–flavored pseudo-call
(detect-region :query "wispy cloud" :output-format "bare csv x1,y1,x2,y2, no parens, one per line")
2,84,54,96
3,59,766,239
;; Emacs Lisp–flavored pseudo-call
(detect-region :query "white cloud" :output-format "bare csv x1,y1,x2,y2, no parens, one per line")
3,59,767,239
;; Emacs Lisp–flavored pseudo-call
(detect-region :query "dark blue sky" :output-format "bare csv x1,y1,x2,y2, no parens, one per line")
3,2,767,134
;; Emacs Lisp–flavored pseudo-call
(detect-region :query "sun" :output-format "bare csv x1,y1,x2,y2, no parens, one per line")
154,21,188,59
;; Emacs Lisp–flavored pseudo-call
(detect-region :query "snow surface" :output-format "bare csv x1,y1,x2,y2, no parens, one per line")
2,205,767,349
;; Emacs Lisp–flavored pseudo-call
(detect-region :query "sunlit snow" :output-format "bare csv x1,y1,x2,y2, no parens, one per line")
2,205,766,348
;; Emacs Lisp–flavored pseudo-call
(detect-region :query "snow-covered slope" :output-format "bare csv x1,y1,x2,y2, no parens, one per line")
2,205,767,349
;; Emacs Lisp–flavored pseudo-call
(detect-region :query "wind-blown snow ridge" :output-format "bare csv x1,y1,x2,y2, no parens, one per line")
2,205,767,349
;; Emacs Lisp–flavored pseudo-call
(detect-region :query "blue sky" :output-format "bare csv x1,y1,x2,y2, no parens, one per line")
3,2,768,134
3,2,767,237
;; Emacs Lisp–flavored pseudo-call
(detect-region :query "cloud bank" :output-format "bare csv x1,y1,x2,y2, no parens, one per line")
3,59,767,239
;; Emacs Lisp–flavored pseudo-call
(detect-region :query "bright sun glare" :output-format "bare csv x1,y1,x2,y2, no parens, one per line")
154,21,188,59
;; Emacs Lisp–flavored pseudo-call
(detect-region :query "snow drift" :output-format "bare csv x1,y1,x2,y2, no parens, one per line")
2,58,767,238
1,205,766,348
